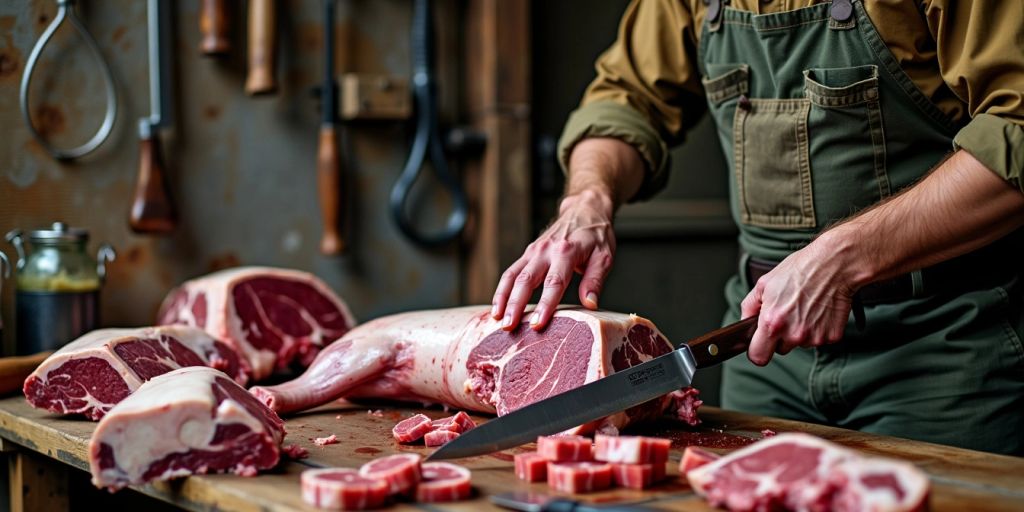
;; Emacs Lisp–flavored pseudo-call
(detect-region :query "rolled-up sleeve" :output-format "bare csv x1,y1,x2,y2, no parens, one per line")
925,0,1024,192
557,0,706,201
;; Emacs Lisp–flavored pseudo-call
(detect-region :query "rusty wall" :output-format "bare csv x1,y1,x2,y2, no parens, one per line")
0,0,464,354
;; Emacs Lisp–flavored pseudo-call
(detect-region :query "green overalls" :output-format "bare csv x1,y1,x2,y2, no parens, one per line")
699,0,1024,455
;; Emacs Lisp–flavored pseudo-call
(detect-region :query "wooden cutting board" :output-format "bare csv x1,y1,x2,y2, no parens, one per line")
0,396,1022,511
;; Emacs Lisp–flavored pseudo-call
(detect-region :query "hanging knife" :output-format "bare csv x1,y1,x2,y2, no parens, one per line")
426,315,759,461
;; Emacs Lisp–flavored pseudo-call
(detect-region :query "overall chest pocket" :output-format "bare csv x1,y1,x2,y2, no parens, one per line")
803,65,889,225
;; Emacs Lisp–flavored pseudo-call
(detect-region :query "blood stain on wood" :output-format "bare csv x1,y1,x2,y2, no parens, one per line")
355,447,381,455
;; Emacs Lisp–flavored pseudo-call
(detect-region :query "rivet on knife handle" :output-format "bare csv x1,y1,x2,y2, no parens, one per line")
688,315,758,368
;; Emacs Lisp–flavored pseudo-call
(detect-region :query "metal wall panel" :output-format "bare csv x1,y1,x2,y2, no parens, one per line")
0,0,464,354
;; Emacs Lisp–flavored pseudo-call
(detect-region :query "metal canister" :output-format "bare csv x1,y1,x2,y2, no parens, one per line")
5,223,116,354
0,251,9,344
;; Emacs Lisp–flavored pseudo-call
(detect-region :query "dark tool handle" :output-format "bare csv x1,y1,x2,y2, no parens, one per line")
129,134,177,234
245,0,277,95
0,352,51,396
687,315,759,368
199,0,231,55
318,125,344,254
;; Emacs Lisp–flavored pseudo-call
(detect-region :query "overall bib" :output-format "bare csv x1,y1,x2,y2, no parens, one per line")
699,0,1024,454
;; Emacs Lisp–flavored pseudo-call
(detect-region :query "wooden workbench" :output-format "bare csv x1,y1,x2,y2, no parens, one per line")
1,396,1022,511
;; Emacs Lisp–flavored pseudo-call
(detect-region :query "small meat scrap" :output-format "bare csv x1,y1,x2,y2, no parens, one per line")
315,434,339,447
302,468,390,511
359,453,422,495
424,429,460,447
679,446,720,476
547,462,612,494
610,462,667,489
283,444,310,460
514,452,548,482
537,435,593,462
367,409,384,418
762,429,777,438
593,434,671,464
668,387,703,426
392,414,434,443
416,462,472,503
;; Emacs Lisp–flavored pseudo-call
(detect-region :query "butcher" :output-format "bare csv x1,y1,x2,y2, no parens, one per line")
491,0,1024,455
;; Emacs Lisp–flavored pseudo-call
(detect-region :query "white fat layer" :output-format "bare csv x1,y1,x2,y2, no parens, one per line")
91,367,268,486
833,458,929,510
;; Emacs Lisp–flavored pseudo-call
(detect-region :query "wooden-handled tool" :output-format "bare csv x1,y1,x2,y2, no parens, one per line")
131,0,177,234
245,0,277,95
199,0,232,55
317,0,344,254
0,352,51,396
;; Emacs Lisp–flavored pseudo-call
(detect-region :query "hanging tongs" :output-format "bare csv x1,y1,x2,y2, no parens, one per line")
20,0,117,160
389,0,469,248
130,0,177,234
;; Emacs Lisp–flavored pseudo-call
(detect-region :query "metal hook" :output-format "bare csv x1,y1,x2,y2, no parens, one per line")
20,0,118,161
96,244,116,282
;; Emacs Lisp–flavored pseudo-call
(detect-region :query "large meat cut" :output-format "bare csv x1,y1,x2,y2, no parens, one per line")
687,433,930,512
157,266,356,380
89,367,285,490
250,306,699,434
24,326,248,420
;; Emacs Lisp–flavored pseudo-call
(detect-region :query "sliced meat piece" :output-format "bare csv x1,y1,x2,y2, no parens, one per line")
538,435,593,462
514,452,548,482
679,446,720,475
392,414,434,443
593,434,671,464
283,444,309,460
826,458,930,512
158,266,356,380
610,462,667,489
424,429,460,447
314,434,338,446
415,462,472,503
302,468,390,510
547,462,613,494
250,306,691,435
430,411,476,434
359,454,422,495
668,387,703,426
88,367,285,490
24,326,248,420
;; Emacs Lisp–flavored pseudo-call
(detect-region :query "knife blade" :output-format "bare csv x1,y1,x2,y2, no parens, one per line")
490,491,658,512
426,315,758,461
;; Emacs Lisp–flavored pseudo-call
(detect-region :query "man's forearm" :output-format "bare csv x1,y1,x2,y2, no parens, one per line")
562,137,647,217
820,149,1024,289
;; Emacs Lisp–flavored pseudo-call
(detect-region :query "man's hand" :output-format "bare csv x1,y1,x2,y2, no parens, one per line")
490,137,646,331
491,191,615,330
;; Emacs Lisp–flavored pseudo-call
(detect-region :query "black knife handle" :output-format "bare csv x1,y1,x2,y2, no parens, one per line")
544,499,655,512
687,315,758,368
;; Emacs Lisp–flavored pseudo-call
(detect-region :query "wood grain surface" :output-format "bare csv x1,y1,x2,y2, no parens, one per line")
0,397,1022,511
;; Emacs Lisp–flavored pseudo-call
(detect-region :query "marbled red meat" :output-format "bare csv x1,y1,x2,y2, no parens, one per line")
302,468,390,510
610,462,667,489
538,435,593,462
547,461,612,494
514,452,548,482
157,267,356,380
415,462,472,503
359,454,422,495
424,429,460,447
24,326,248,420
392,414,434,443
594,434,671,464
679,446,720,475
88,367,285,490
251,306,700,435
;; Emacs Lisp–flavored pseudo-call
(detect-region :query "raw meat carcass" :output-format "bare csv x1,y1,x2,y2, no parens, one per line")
416,462,472,503
157,266,356,380
251,306,700,434
687,433,930,512
302,468,390,510
24,326,248,420
89,367,285,490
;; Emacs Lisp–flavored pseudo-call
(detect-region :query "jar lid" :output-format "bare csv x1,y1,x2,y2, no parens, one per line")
27,222,89,242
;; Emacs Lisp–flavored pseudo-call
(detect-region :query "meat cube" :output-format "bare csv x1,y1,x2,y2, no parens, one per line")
610,462,667,489
593,434,671,464
88,367,285,490
359,454,422,495
24,326,248,420
679,446,720,476
158,266,356,380
430,411,476,433
302,468,390,510
415,462,472,503
424,429,461,447
547,462,613,494
393,414,434,443
537,435,593,462
514,452,548,482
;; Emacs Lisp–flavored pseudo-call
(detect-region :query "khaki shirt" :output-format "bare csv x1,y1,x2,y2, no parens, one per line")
558,0,1024,199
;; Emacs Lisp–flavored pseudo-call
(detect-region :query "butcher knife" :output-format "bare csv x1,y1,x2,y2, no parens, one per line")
491,491,658,512
426,315,758,461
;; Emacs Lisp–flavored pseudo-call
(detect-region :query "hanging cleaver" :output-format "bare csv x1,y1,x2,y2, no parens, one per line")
426,315,759,461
